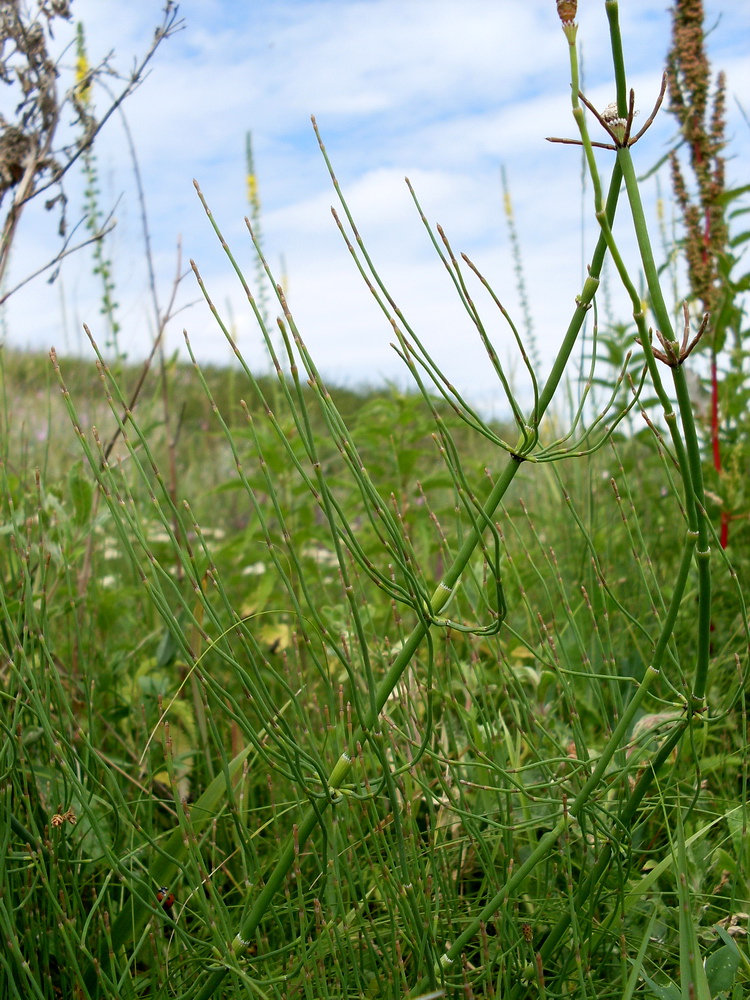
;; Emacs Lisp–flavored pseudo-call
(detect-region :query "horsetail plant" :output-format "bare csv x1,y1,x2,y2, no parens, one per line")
190,3,721,995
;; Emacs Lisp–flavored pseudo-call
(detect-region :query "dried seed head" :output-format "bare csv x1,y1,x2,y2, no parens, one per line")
556,0,578,42
556,0,578,22
601,103,627,128
601,101,639,144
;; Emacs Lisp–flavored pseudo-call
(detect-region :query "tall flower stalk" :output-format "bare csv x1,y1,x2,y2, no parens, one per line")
76,22,121,360
666,0,730,546
245,130,271,334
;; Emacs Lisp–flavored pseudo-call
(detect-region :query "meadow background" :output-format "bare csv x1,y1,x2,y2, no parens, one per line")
1,1,749,998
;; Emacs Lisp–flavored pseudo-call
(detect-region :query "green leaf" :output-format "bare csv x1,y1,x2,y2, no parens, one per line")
0,507,27,536
718,183,750,206
704,945,739,995
704,928,741,995
639,970,681,1000
67,461,93,527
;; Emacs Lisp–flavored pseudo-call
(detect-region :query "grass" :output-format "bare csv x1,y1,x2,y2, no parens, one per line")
2,334,747,999
1,2,749,998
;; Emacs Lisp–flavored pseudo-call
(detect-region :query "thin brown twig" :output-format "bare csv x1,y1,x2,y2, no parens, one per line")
546,135,617,150
102,242,186,463
0,3,182,298
636,302,710,367
30,5,183,204
0,214,116,304
623,88,637,145
577,91,622,145
629,72,668,145
548,73,668,152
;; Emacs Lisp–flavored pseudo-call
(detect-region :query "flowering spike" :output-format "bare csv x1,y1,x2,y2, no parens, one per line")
75,22,92,106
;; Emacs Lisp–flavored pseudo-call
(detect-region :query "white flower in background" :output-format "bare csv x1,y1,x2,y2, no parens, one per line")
242,562,266,576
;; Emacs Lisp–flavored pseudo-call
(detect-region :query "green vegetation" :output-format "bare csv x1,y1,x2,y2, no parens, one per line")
1,1,748,998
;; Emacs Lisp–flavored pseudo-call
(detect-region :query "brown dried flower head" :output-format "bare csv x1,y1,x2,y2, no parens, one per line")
51,807,76,827
666,0,728,319
556,0,578,22
601,103,627,129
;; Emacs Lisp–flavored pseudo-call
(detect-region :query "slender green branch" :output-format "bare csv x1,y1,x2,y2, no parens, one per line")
617,148,675,342
189,157,625,998
618,148,711,706
605,1,628,115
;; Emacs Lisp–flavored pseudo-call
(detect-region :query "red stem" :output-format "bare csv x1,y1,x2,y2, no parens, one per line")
709,353,729,549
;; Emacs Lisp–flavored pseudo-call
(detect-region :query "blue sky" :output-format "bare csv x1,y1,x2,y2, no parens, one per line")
4,0,749,415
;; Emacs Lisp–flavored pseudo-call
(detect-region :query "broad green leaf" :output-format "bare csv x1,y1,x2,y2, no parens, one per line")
704,939,740,995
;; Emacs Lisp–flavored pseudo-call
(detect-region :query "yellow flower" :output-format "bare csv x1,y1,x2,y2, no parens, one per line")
247,173,259,207
75,24,92,106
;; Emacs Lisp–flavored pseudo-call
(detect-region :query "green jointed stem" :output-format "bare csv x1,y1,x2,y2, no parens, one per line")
499,22,713,988
673,364,712,704
617,148,675,342
489,504,701,998
195,15,699,996
605,1,628,115
420,10,714,991
618,146,711,704
191,160,624,1000
574,98,708,711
